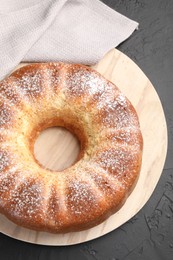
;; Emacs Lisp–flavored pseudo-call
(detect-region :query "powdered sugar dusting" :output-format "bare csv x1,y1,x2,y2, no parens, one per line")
0,128,14,142
0,166,43,217
65,66,118,105
15,64,63,102
103,127,142,149
0,101,13,128
0,78,26,105
96,94,138,129
0,150,10,172
47,185,60,220
6,175,44,219
66,172,104,216
65,65,139,130
66,69,106,95
93,146,140,183
19,71,43,100
67,180,95,215
0,168,19,205
84,161,125,191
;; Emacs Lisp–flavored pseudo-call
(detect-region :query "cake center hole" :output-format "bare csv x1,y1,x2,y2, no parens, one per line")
34,127,80,171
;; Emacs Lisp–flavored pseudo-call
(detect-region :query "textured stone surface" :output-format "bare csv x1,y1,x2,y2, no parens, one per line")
0,0,173,259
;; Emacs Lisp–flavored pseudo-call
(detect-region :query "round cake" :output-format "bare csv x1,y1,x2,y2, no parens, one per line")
0,63,143,233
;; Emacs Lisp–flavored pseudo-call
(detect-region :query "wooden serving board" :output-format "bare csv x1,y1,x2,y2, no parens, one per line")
0,49,167,245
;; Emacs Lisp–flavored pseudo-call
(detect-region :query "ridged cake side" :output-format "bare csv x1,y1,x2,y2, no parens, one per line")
0,63,143,233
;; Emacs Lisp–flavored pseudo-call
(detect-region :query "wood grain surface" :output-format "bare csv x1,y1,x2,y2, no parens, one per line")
0,48,167,245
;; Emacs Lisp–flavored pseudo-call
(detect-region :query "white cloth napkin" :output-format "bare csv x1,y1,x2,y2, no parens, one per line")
0,0,138,81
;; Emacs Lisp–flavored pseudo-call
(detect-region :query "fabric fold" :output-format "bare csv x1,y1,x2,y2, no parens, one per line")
0,0,138,80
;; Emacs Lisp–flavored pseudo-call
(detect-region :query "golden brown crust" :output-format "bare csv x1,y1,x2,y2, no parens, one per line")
0,63,143,233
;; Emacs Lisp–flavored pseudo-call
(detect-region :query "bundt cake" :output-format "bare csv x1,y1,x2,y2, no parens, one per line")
0,63,143,233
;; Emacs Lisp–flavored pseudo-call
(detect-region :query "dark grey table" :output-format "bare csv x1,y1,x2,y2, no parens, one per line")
0,0,173,259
